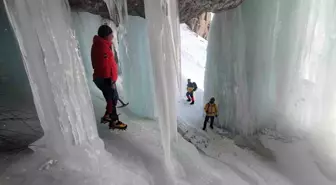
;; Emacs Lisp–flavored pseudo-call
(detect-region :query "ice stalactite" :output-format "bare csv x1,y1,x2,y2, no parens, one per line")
144,0,180,172
205,0,336,136
103,0,128,39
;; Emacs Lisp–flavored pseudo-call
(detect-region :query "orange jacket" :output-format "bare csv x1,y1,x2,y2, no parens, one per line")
204,103,218,116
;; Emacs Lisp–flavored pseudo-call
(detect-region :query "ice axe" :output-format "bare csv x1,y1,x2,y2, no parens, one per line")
117,98,129,108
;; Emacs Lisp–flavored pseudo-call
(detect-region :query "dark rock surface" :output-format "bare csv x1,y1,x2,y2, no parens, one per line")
68,0,244,24
179,0,244,23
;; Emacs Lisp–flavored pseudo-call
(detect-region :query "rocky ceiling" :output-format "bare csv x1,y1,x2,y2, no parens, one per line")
69,0,244,24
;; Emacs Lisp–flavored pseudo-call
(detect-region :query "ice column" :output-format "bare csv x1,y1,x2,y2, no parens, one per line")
3,0,106,167
144,0,180,165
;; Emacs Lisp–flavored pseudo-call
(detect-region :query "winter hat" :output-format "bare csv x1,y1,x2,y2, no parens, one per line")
98,24,113,38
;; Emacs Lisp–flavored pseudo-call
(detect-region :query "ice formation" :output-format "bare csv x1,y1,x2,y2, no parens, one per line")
205,1,336,184
3,0,149,183
117,16,157,118
205,0,336,137
4,0,100,155
144,0,180,168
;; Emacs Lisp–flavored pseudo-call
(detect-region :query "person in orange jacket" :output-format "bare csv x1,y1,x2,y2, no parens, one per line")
203,97,218,130
91,25,127,130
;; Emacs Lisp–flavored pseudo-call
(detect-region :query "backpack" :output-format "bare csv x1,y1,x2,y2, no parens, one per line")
192,82,198,91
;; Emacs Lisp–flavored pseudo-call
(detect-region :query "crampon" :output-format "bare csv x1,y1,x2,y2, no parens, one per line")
100,118,127,130
109,121,127,130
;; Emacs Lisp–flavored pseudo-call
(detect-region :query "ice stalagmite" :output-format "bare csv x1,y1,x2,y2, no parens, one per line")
144,0,180,168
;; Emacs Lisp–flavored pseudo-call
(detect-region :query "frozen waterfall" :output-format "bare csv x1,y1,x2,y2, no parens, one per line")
144,0,180,167
205,1,336,184
206,0,336,137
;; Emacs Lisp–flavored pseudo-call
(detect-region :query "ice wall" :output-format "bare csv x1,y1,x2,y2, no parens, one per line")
118,16,156,118
144,0,180,168
206,0,336,136
205,1,336,183
71,12,104,89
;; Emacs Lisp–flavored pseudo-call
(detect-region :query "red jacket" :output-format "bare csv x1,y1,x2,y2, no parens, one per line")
91,35,118,82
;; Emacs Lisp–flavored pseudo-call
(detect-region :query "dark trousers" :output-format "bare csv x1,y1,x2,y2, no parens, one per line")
203,116,214,130
93,78,119,121
186,91,194,101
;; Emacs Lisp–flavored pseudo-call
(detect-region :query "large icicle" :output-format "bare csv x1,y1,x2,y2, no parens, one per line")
144,0,180,171
104,0,128,36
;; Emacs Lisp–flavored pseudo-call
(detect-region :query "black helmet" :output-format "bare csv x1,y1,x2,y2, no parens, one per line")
98,24,113,38
210,97,215,103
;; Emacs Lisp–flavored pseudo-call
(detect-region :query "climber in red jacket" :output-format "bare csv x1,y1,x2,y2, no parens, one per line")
91,24,127,130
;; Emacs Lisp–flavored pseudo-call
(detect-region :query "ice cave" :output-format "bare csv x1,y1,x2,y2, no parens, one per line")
0,0,336,185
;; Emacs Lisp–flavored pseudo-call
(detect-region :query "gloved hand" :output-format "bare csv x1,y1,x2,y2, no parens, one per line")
215,115,218,118
104,78,116,88
112,82,116,89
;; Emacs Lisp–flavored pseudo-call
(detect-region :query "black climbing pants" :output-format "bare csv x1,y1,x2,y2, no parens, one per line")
203,116,214,130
